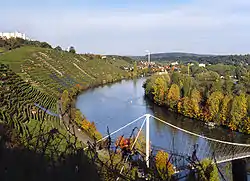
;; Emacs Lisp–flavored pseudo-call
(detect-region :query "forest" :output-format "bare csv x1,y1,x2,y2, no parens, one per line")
146,53,250,66
143,64,250,134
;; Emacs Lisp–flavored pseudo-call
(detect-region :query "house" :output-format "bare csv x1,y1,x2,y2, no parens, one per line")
199,63,206,67
171,61,178,66
101,56,107,59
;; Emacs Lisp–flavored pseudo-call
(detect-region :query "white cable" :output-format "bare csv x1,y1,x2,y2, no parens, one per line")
117,117,146,181
84,114,146,150
151,115,250,147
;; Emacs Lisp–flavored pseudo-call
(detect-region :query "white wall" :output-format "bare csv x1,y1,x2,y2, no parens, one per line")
0,32,26,39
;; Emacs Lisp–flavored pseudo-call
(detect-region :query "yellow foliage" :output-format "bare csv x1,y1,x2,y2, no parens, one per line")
155,150,175,179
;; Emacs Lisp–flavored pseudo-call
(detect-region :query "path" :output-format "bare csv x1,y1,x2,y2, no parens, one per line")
57,99,94,145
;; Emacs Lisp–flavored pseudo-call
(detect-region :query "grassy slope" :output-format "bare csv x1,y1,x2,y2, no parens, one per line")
0,46,132,97
0,46,133,144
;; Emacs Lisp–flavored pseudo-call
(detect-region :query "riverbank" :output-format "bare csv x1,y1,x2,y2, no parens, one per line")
60,73,150,142
143,74,250,134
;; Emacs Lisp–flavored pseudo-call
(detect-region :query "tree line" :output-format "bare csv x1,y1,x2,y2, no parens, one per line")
150,54,250,66
0,37,76,53
144,65,250,134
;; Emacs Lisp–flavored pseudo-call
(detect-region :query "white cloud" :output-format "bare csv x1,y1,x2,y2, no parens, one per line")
1,0,250,55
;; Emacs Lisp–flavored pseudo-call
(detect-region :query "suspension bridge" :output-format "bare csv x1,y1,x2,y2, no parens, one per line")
93,114,250,171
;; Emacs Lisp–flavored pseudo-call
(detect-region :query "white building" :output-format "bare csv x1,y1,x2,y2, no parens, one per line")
171,61,178,66
0,31,26,40
199,63,206,67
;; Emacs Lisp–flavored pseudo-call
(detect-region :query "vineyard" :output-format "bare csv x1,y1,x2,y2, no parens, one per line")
0,64,60,135
0,47,133,97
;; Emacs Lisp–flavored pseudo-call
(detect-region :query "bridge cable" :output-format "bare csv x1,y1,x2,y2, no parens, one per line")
116,117,146,180
151,115,250,147
83,114,146,150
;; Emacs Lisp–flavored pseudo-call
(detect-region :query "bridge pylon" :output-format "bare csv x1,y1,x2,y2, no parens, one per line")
145,114,151,168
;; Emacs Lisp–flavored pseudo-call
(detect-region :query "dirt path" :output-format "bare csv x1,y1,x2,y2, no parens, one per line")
57,99,93,145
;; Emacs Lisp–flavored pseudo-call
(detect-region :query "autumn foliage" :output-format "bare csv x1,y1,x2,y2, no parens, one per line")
144,72,250,134
155,150,175,179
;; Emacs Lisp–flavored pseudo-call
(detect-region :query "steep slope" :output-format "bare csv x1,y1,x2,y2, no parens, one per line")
0,46,132,97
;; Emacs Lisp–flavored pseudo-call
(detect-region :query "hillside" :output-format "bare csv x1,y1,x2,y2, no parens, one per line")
132,52,250,66
0,46,133,97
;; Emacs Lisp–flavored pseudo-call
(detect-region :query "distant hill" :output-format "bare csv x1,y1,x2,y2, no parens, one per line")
130,52,250,66
129,52,214,61
149,52,213,59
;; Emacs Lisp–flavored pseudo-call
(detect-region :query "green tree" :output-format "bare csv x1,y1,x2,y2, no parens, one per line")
182,76,192,97
133,61,137,77
197,158,219,181
171,72,182,86
69,46,76,54
40,42,52,49
190,63,201,76
224,75,234,94
235,66,247,79
74,109,83,126
167,84,180,109
211,78,222,92
55,46,62,51
196,71,220,82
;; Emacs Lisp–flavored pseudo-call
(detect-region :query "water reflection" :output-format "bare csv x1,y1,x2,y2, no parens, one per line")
76,78,250,174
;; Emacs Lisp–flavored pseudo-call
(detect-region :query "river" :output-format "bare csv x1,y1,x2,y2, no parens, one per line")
76,78,250,180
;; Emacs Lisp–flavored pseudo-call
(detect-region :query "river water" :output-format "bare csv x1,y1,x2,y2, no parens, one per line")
76,78,250,179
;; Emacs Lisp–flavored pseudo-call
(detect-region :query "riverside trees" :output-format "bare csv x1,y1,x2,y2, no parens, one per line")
144,66,250,134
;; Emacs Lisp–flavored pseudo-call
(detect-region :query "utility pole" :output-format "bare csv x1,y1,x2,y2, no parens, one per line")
145,50,150,64
145,114,150,168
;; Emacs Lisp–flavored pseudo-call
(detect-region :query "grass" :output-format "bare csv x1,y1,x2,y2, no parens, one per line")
0,47,6,53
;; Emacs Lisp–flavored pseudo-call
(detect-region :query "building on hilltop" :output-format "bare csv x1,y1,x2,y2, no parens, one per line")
0,31,26,40
199,63,206,67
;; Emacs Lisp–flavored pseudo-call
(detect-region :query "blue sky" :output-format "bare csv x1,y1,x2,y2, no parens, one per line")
1,0,250,55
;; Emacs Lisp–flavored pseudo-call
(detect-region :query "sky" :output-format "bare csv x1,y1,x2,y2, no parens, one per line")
1,0,250,55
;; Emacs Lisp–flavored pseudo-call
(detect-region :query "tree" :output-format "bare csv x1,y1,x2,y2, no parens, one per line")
171,72,182,86
219,95,232,125
179,97,193,117
152,76,168,104
74,109,83,126
182,76,192,97
155,150,174,180
235,66,247,80
69,46,76,54
40,42,52,49
167,84,180,109
197,158,219,181
190,88,202,118
211,78,222,92
55,46,62,51
224,75,234,94
207,91,224,123
229,93,248,131
133,62,137,77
